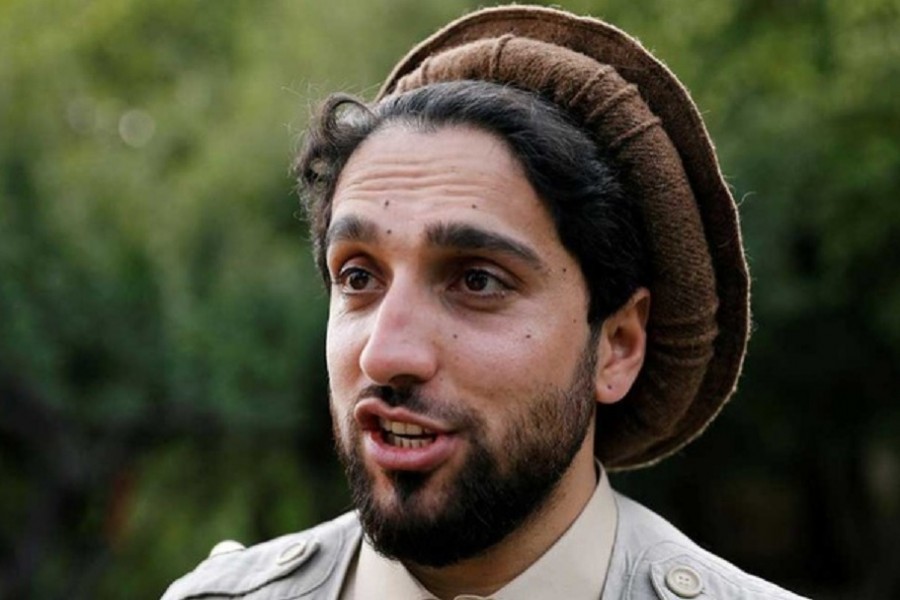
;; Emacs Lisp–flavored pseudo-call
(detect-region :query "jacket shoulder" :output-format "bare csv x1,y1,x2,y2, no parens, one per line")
607,493,809,600
160,512,361,600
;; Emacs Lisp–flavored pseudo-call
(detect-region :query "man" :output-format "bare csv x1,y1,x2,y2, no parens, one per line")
163,6,806,599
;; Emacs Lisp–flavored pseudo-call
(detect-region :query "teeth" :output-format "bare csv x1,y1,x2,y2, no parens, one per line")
378,417,432,436
383,432,434,449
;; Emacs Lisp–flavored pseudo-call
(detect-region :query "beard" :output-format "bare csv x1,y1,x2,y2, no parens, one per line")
332,340,597,568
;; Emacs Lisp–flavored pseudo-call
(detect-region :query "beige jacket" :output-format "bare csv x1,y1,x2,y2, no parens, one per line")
161,493,808,600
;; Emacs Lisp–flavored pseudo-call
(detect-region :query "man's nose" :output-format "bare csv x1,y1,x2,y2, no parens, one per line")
358,282,439,387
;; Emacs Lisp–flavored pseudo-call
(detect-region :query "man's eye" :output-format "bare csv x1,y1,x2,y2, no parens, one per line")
458,269,509,295
335,267,377,293
463,270,490,292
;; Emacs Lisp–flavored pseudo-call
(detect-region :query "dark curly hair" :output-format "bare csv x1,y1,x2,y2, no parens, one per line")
294,80,647,324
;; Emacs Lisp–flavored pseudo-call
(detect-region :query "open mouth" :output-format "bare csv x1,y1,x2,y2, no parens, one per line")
379,417,438,449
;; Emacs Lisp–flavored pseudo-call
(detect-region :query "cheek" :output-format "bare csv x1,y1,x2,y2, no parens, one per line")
325,322,364,430
451,304,588,389
446,324,572,408
325,316,365,382
328,400,350,444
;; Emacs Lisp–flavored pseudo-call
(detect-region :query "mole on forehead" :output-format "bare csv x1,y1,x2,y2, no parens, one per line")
325,215,547,272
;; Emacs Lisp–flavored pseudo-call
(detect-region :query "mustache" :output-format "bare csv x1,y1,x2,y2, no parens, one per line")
357,384,437,413
355,384,475,428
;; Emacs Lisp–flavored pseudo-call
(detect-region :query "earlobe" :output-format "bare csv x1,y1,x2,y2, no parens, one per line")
594,288,651,405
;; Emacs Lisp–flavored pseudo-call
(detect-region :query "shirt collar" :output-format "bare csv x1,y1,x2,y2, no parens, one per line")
346,463,617,600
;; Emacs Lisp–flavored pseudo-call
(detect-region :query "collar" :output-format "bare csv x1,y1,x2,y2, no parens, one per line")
340,464,617,600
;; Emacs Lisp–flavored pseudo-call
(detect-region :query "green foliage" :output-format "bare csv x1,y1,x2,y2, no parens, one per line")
1,0,898,597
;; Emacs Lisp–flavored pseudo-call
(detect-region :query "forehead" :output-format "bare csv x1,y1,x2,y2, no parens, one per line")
329,124,563,251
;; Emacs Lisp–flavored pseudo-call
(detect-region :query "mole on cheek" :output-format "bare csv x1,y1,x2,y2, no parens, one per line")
471,204,478,209
386,229,392,235
383,200,390,208
452,334,458,339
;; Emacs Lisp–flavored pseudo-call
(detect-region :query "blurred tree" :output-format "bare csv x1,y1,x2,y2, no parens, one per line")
0,0,897,598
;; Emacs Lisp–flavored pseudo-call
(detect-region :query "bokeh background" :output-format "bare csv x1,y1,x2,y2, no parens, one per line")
1,0,898,598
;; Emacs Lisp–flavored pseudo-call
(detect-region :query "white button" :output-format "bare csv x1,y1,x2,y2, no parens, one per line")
276,540,308,565
208,540,245,557
665,565,703,598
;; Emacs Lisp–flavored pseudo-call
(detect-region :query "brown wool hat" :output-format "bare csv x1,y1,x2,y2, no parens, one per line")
374,5,750,471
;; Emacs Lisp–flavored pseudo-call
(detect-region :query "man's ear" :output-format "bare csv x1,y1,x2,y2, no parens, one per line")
594,288,650,405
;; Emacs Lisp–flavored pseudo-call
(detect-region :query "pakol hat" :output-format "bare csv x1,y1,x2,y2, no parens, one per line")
375,5,750,470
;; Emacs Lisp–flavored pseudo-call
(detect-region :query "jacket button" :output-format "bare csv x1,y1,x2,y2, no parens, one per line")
664,565,703,598
208,540,245,557
276,540,309,565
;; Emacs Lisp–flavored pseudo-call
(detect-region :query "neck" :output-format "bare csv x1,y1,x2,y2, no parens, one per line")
406,442,598,600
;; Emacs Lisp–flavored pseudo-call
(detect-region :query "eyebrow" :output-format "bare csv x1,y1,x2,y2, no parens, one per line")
325,216,546,271
426,222,545,270
325,215,380,249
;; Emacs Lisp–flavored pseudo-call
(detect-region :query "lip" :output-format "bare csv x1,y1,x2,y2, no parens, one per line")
354,398,459,472
354,398,453,433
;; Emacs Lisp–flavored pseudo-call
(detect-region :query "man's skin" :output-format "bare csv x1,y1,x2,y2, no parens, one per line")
324,124,650,599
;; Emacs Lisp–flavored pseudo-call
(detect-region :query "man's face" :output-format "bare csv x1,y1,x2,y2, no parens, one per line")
324,124,600,566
